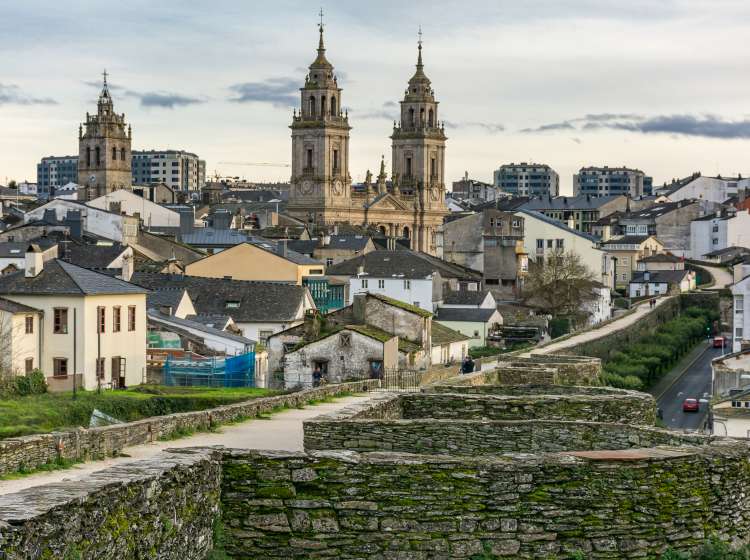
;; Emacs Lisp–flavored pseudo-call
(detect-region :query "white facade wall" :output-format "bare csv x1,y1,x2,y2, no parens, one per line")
691,212,750,260
516,211,604,281
24,199,136,243
348,276,434,312
148,315,250,355
88,190,181,228
430,340,468,365
733,277,750,352
669,176,750,205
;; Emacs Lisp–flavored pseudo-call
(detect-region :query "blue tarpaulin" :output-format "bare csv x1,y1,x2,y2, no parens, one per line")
164,352,255,387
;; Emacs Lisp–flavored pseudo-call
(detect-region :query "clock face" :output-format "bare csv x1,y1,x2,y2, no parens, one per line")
332,179,344,196
300,180,314,195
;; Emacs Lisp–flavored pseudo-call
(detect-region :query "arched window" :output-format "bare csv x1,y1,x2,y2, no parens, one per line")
379,225,387,236
95,147,101,167
120,147,125,161
428,109,434,127
112,147,117,161
320,96,326,117
86,147,91,167
403,226,410,239
420,108,425,124
409,108,415,126
309,96,315,117
330,96,337,116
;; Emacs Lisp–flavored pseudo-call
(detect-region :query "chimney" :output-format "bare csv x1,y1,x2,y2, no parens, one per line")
25,244,44,278
178,208,194,238
279,240,287,258
120,252,134,282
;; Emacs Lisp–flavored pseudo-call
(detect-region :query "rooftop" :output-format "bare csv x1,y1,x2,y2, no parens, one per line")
630,270,690,284
435,307,499,323
327,249,480,281
431,321,470,345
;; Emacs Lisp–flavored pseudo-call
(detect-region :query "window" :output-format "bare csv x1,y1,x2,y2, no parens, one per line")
378,279,385,289
536,239,544,250
53,308,68,334
361,279,368,289
113,306,121,332
736,295,744,314
713,225,719,233
330,96,337,116
53,358,68,377
489,218,495,227
259,330,274,344
413,301,420,308
308,269,324,275
333,149,339,172
128,306,136,332
713,238,719,245
306,149,313,169
97,306,106,334
96,357,105,380
430,157,436,178
339,332,351,347
406,157,413,177
546,240,553,249
736,327,744,339
556,239,564,249
95,146,101,166
404,280,411,289
121,147,125,161
25,316,33,334
112,147,117,161
326,258,334,266
86,147,91,167
25,358,33,374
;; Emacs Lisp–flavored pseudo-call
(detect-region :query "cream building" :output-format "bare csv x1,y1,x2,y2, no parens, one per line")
286,24,447,255
599,235,664,288
184,241,324,285
0,297,42,376
0,247,148,391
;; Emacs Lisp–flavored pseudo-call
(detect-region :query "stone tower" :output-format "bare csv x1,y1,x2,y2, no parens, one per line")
390,32,448,251
78,71,132,201
287,18,352,224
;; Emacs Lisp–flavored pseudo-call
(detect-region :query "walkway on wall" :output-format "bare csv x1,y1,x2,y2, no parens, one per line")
692,263,734,290
0,394,371,496
528,296,674,356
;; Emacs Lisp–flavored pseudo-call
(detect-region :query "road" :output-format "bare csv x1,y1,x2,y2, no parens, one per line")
657,344,723,430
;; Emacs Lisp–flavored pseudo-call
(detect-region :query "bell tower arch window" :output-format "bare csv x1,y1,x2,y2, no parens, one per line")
86,147,91,167
330,96,337,116
406,157,412,178
120,147,125,161
420,108,425,125
95,147,101,167
112,147,117,161
409,108,415,126
306,148,313,170
320,96,326,118
428,109,434,127
308,96,315,117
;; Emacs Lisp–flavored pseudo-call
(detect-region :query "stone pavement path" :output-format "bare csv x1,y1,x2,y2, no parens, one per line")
529,296,674,356
0,394,371,496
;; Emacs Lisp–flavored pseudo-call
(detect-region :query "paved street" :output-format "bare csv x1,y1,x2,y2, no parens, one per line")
657,343,723,430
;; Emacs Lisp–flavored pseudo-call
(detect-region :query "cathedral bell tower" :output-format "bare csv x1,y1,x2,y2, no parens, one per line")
390,31,447,252
78,71,132,201
288,14,352,224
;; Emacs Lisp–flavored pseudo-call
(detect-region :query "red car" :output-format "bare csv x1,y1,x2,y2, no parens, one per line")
682,398,700,412
713,336,726,349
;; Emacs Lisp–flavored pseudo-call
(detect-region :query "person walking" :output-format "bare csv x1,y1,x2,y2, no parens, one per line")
312,365,322,387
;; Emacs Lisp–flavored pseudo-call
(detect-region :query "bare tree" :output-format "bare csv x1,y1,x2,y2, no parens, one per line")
522,250,599,321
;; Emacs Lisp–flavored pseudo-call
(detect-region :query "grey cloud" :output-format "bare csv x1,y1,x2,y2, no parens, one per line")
84,80,205,109
609,114,750,139
0,83,56,106
520,121,575,133
355,101,398,121
229,78,298,107
444,121,505,134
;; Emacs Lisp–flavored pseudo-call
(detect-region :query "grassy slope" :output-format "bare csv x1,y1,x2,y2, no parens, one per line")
0,385,274,439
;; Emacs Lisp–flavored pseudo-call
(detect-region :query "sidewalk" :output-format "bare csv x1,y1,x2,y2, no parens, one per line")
529,297,673,356
0,393,371,496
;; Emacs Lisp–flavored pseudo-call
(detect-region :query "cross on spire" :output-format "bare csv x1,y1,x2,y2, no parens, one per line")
319,8,324,31
416,26,424,69
102,69,109,88
418,26,423,48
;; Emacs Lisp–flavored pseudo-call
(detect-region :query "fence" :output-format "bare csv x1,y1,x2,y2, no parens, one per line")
164,352,255,388
373,369,420,392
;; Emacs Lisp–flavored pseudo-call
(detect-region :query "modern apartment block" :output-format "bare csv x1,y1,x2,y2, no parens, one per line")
573,166,653,198
36,156,79,199
131,150,206,191
493,163,559,197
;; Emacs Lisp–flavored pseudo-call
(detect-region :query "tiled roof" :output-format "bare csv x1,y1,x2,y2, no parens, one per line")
516,210,600,243
0,297,41,314
443,289,490,306
630,270,690,284
0,240,56,258
639,254,683,263
436,308,499,323
180,228,249,247
131,272,308,323
326,250,481,280
600,235,653,246
0,259,147,296
520,195,624,211
60,242,128,269
431,321,470,345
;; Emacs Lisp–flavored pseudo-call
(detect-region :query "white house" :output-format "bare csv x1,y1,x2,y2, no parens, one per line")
713,389,750,438
661,175,750,206
88,189,182,229
430,322,470,365
629,270,695,298
52,182,79,200
690,208,750,260
434,307,503,349
24,199,139,244
515,210,605,283
148,311,255,356
584,284,612,326
732,274,750,352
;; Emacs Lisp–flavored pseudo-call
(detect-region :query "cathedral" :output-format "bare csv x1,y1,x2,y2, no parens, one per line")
78,72,133,201
286,23,448,255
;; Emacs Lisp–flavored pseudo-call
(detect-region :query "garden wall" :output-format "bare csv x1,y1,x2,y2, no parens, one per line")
221,443,750,559
0,380,377,478
0,447,221,560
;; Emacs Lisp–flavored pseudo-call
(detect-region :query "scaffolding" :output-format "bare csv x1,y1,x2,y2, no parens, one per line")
163,352,255,387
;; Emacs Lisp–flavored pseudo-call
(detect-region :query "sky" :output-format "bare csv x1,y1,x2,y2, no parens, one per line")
2,0,750,194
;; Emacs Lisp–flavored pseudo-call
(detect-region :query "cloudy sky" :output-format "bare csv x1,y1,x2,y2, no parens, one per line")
2,0,750,193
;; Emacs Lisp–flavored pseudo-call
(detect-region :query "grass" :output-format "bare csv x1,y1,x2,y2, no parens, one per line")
0,456,83,480
0,385,276,440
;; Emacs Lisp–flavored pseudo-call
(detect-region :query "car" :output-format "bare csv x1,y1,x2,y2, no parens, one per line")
682,398,700,412
713,336,726,349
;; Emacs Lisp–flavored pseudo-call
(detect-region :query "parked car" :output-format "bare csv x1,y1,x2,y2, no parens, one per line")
713,336,726,349
682,398,700,412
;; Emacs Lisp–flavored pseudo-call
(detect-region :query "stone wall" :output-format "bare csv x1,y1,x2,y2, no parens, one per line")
221,444,750,559
0,380,377,478
0,447,221,560
428,383,634,397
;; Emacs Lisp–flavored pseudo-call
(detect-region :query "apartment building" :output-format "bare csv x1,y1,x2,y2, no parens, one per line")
573,166,652,197
132,150,206,191
36,156,79,199
493,162,559,197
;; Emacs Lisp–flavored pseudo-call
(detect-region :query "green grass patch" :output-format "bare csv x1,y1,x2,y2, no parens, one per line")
1,456,83,480
0,385,276,440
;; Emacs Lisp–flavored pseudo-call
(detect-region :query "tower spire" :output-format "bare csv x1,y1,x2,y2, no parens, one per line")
318,8,325,52
417,26,423,70
102,68,109,89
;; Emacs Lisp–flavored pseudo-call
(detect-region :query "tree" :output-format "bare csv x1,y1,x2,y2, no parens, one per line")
7,180,16,189
522,250,599,321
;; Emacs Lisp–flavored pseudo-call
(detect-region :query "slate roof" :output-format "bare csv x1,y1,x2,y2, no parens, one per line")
639,254,683,263
287,240,318,256
704,246,750,257
431,322,470,345
520,195,624,211
326,250,481,280
516,210,600,243
60,243,128,269
292,323,420,354
619,202,686,221
443,289,490,306
630,270,690,284
180,228,249,247
0,259,148,296
130,272,308,323
0,240,56,258
319,235,371,251
600,235,653,246
0,297,41,314
435,308,499,323
147,288,189,311
148,310,255,346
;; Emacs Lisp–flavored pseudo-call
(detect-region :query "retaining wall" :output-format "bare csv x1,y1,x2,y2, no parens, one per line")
0,380,377,478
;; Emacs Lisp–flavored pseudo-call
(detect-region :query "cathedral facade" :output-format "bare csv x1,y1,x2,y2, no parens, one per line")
287,25,448,255
78,73,133,201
